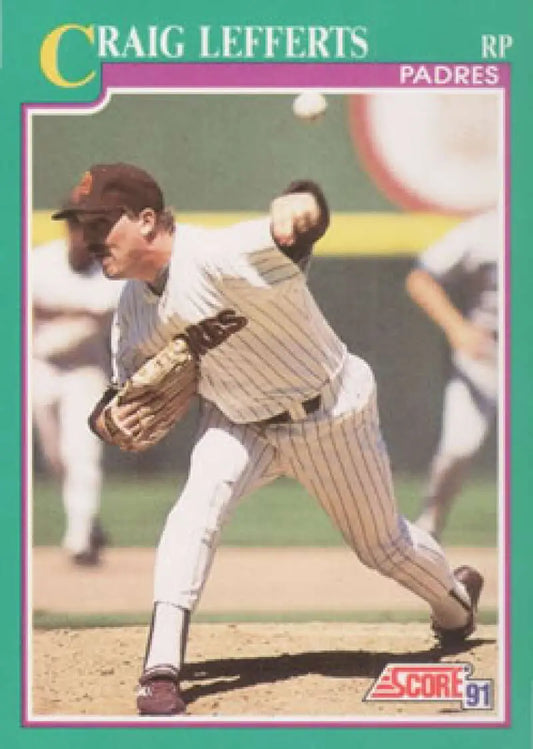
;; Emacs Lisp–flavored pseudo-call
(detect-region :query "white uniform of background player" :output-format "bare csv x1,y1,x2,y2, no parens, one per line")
58,163,482,714
406,208,499,540
32,223,122,563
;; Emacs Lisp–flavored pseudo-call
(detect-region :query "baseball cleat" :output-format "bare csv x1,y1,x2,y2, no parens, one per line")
72,518,108,566
432,565,484,647
136,665,186,716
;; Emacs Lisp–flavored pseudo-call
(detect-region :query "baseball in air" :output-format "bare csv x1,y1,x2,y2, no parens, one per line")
292,91,327,121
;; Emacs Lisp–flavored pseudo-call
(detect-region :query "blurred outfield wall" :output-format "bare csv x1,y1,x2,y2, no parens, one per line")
32,94,391,212
30,94,497,475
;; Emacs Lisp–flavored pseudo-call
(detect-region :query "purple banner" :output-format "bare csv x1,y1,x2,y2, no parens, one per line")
102,62,510,90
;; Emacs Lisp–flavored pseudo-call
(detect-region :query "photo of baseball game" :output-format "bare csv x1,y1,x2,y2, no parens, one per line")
26,85,503,722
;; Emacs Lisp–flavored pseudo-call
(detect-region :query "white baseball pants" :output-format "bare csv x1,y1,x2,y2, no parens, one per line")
417,360,498,539
32,360,106,555
153,355,470,629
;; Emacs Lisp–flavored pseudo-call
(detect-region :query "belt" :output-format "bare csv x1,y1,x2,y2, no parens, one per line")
258,394,322,426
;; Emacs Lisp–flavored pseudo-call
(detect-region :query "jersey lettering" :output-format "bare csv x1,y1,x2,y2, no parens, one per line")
184,308,248,356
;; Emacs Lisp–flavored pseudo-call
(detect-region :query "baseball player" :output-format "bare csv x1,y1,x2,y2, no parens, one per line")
54,163,484,716
406,208,500,541
32,215,123,564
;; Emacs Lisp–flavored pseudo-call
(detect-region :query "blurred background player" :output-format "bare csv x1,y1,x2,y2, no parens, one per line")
32,215,123,564
406,207,500,541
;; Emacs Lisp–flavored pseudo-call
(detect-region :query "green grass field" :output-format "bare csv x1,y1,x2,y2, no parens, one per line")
33,471,498,548
33,608,498,630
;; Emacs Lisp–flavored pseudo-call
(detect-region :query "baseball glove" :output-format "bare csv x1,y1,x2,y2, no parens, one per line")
100,336,198,452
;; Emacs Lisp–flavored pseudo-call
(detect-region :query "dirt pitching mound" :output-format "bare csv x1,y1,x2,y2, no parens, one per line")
32,622,498,720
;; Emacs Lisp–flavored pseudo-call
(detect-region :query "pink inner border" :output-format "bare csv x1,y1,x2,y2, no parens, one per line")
21,61,511,730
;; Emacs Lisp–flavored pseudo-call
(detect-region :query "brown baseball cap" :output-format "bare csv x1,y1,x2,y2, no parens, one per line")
52,163,164,220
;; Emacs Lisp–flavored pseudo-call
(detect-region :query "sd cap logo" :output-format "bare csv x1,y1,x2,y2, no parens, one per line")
71,170,93,203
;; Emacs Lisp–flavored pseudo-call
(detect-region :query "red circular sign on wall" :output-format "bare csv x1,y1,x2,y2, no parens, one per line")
348,93,501,215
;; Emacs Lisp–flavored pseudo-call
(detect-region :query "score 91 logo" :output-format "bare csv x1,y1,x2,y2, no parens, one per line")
365,663,494,710
463,678,493,710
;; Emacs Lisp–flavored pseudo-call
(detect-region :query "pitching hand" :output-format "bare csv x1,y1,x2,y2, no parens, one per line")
270,192,321,248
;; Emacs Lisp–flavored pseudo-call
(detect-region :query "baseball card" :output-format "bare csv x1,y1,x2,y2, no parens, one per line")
2,0,530,746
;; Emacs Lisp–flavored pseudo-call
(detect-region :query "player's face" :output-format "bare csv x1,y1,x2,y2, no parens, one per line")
79,210,149,280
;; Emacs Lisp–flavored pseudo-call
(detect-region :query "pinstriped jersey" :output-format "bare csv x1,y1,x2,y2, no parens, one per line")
112,217,347,423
